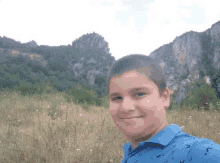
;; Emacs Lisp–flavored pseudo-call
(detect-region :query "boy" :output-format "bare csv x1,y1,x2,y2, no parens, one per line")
107,54,220,163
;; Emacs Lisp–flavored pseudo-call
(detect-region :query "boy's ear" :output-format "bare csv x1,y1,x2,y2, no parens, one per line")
160,88,171,108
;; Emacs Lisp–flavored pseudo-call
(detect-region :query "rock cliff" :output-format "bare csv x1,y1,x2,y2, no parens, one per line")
149,20,220,105
24,40,38,48
69,32,115,95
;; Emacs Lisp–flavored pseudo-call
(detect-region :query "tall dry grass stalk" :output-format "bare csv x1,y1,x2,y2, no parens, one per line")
0,91,219,162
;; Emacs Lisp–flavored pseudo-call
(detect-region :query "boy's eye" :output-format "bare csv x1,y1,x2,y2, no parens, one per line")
111,92,146,101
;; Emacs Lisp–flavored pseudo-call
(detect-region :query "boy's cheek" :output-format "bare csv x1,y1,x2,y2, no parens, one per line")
109,110,115,116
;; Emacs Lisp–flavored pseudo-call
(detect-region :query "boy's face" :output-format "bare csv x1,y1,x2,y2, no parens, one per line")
109,70,170,147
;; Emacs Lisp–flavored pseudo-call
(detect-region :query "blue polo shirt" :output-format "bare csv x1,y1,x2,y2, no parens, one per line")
120,123,220,163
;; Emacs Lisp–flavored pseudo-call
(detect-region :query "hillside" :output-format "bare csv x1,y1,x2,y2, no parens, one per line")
1,21,220,105
0,32,115,99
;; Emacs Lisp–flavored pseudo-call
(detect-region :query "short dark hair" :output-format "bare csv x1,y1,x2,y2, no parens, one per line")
106,54,167,96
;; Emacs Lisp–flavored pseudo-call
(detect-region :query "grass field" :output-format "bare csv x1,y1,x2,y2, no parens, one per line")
0,90,219,163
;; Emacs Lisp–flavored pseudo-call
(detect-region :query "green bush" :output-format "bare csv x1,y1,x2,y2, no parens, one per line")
41,81,58,95
64,83,102,107
10,80,57,101
14,80,38,97
31,81,58,101
97,93,110,110
180,81,219,111
166,91,179,111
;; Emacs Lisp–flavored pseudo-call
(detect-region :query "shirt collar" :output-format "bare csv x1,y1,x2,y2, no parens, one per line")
122,123,184,153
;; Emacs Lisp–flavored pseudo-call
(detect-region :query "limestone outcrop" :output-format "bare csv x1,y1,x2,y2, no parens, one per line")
149,21,220,105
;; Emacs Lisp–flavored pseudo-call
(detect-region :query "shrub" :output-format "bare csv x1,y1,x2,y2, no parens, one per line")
166,91,179,111
64,83,102,107
181,80,219,111
14,80,38,97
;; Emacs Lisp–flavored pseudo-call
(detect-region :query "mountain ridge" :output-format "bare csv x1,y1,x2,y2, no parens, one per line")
1,21,220,105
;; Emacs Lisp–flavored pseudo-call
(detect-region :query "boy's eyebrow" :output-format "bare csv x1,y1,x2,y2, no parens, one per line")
109,87,148,97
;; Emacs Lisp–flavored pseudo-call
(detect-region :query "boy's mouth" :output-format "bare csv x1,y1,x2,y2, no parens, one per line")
122,116,144,119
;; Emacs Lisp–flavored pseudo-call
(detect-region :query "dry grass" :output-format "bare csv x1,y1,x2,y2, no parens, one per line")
0,91,219,163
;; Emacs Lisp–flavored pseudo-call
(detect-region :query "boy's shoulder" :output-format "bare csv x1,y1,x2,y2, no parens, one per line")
121,124,220,163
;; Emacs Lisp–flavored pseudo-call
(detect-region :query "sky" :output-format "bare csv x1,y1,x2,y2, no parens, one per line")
0,0,220,60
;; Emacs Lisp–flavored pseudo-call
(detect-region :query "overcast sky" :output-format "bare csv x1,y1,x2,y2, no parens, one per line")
0,0,220,60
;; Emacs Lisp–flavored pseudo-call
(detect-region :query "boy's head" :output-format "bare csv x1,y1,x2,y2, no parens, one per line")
106,54,171,149
107,54,167,97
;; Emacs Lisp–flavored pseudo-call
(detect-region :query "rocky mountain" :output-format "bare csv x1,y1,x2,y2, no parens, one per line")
0,36,38,50
72,32,110,54
69,32,115,90
1,22,220,105
149,20,220,105
0,32,115,97
24,40,38,48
